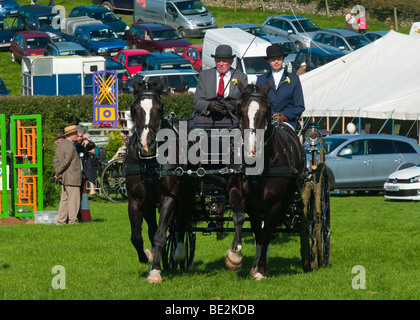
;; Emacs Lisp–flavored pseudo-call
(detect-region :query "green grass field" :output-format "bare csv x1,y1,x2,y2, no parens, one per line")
0,195,418,300
0,1,410,96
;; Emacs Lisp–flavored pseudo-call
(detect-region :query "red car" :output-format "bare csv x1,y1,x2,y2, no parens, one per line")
10,30,52,63
181,44,202,71
112,49,150,77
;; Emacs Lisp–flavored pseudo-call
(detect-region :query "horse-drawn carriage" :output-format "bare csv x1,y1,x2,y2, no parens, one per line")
119,79,330,282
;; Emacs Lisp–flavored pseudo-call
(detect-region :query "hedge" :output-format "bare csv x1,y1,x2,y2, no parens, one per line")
0,92,194,206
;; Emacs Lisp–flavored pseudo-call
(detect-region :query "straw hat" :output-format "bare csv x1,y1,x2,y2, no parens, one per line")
64,125,78,136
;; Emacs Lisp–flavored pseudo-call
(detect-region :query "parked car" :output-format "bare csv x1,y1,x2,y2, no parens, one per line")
364,30,389,42
127,23,191,55
384,164,420,200
10,30,52,63
261,15,321,49
141,52,194,71
134,69,199,93
223,22,299,70
91,0,133,13
112,49,149,76
291,47,346,73
68,6,129,38
322,134,420,191
43,41,90,56
0,0,20,17
181,44,202,71
0,17,14,50
0,76,10,96
311,29,371,54
11,4,61,41
133,0,217,38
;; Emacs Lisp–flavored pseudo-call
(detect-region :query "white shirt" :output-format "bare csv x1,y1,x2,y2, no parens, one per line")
216,70,231,97
272,69,284,89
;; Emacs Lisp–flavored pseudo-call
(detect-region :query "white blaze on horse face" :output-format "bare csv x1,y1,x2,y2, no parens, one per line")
140,98,153,152
246,101,259,157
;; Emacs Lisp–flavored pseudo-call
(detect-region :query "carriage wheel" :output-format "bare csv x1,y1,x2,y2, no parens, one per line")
315,163,331,268
164,223,196,270
100,158,127,203
299,181,317,272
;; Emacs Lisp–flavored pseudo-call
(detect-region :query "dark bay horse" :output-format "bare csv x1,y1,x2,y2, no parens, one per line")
226,81,306,280
127,79,192,283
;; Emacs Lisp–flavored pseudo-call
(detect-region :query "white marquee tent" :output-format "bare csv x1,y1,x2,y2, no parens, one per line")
300,30,420,122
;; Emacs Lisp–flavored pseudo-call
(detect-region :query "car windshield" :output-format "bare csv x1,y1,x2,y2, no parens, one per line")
90,28,118,40
37,14,59,28
243,26,268,36
92,11,120,22
0,19,11,31
127,55,145,66
26,37,51,49
292,19,320,33
174,0,208,15
151,29,182,40
147,74,199,88
345,35,370,49
243,57,271,75
323,137,350,154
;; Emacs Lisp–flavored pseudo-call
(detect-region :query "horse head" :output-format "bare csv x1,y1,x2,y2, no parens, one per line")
130,79,165,157
237,81,272,158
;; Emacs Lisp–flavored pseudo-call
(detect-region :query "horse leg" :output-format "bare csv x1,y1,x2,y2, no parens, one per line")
128,197,153,264
148,178,179,283
225,179,245,271
251,202,283,280
248,207,264,276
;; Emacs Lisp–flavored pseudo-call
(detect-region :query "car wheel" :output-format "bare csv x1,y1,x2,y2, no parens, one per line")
295,41,303,50
178,27,187,38
102,1,114,12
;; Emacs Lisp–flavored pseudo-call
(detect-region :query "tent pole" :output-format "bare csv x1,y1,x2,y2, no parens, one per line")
359,117,362,134
392,119,395,135
327,116,330,131
342,117,345,133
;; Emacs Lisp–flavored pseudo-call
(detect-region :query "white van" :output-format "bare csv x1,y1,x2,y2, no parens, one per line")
133,0,217,38
202,28,273,84
409,22,420,38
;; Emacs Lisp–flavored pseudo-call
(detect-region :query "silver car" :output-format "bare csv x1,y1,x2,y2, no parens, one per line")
322,134,420,191
311,29,371,54
261,15,321,49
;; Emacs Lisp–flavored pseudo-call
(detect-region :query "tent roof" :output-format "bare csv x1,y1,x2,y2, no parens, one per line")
300,30,420,121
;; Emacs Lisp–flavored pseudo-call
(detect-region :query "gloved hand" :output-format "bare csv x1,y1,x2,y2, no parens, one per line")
207,100,224,113
272,113,288,122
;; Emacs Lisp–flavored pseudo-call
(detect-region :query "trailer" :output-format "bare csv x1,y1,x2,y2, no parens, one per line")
22,55,106,96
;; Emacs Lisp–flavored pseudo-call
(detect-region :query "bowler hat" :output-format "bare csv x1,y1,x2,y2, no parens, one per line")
211,45,236,59
64,125,78,136
265,44,288,59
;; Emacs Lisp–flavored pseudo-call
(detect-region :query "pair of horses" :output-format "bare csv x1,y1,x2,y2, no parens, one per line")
125,79,305,283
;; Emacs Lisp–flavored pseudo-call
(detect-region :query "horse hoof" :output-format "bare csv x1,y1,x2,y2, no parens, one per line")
147,269,162,283
253,272,266,281
225,249,243,271
144,249,154,264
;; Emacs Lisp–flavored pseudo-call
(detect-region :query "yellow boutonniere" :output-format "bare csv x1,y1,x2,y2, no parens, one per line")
284,76,291,84
231,78,238,85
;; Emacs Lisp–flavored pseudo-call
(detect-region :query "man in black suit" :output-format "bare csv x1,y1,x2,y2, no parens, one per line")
192,44,248,127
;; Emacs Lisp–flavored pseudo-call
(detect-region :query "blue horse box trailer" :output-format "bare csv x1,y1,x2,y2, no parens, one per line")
22,55,106,96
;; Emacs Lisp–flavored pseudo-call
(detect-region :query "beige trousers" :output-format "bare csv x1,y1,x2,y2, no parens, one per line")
56,185,80,225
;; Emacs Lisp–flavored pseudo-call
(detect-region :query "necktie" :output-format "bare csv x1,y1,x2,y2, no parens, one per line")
217,73,225,97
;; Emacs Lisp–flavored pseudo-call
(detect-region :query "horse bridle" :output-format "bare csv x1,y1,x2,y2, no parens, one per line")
236,91,271,133
131,90,164,159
